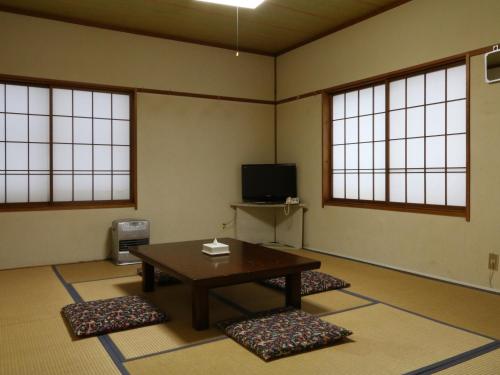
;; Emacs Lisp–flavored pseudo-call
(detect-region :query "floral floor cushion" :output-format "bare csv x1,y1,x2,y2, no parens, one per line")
62,295,168,338
260,270,350,296
217,308,352,361
136,267,181,286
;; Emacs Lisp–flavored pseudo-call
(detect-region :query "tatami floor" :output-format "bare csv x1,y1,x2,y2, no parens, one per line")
1,247,499,375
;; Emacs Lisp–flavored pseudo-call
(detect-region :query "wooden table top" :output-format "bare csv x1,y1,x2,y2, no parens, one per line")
130,238,320,287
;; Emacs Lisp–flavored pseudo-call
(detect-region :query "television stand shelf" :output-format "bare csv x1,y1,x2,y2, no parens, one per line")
230,202,305,248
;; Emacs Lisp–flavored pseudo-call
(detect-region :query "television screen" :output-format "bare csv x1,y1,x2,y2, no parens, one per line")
241,164,296,203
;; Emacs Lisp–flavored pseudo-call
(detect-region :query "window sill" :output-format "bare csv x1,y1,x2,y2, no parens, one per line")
323,199,467,219
0,200,136,212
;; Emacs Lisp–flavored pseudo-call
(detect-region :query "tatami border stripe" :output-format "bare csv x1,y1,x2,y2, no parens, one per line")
337,289,379,304
98,335,128,369
52,265,84,303
124,335,229,363
124,298,379,363
293,246,499,340
300,244,500,372
404,341,500,375
339,288,497,341
70,273,139,284
51,265,130,375
335,289,500,373
315,301,377,318
53,265,242,367
210,287,376,318
51,262,498,372
382,301,498,341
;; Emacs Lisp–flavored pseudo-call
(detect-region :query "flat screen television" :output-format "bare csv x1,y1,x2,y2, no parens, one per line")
242,164,296,203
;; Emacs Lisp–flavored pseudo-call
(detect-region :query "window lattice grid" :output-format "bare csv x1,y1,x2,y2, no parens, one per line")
51,88,131,202
332,84,386,201
0,82,132,206
388,64,466,206
330,62,467,209
0,84,50,203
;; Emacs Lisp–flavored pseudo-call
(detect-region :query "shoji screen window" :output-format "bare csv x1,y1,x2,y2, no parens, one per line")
52,89,131,202
0,84,50,203
324,59,468,218
388,64,466,206
0,80,134,210
332,84,386,201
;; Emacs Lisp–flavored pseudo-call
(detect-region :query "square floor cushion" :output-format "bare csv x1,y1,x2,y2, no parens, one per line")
260,270,350,296
62,295,168,338
136,267,181,286
218,308,352,361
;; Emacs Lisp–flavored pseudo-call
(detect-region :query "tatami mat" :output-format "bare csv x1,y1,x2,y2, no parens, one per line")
0,266,70,325
73,276,244,359
0,267,121,375
277,248,500,338
214,282,369,315
124,304,493,375
436,349,500,374
56,260,137,283
2,251,498,374
0,317,120,375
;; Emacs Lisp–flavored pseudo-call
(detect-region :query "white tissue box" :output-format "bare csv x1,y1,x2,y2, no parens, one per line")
202,239,230,256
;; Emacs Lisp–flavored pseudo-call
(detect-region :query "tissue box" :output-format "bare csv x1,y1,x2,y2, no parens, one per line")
202,240,230,256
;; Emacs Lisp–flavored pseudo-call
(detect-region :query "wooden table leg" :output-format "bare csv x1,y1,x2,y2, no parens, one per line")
142,262,155,292
285,273,301,308
192,286,209,330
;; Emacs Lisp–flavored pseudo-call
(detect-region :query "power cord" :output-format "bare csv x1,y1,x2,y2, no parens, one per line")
284,202,290,216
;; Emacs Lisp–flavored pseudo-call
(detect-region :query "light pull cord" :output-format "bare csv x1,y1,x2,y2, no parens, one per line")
236,7,239,56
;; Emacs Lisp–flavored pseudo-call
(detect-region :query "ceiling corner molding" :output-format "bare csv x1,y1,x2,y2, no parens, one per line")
0,1,414,58
275,0,414,56
0,4,275,57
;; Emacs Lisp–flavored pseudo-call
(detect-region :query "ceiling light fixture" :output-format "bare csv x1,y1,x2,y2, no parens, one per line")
196,0,265,10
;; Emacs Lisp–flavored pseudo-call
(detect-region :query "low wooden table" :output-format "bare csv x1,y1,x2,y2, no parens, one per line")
130,238,320,330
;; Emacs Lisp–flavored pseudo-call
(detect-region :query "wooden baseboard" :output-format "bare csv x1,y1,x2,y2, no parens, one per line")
303,246,499,294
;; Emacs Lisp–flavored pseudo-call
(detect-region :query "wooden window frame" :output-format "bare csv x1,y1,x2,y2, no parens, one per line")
0,76,137,212
322,55,470,220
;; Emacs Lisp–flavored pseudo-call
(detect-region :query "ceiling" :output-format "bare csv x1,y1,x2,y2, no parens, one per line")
0,0,409,55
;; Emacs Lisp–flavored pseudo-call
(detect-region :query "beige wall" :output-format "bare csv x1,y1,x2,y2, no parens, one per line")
277,0,500,290
277,0,500,100
0,12,275,269
2,1,500,291
0,11,274,101
0,94,274,268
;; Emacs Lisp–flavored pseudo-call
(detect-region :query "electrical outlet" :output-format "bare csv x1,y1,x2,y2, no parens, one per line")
489,253,499,271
